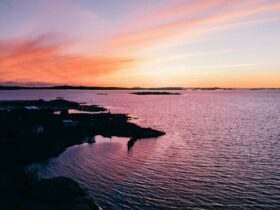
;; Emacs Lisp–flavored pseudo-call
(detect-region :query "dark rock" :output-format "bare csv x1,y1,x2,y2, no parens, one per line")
131,91,181,95
26,177,100,210
0,99,165,210
31,177,84,204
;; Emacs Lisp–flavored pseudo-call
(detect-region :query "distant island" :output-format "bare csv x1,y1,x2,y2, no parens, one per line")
0,85,279,91
0,85,184,90
191,87,234,90
249,88,279,90
131,91,181,95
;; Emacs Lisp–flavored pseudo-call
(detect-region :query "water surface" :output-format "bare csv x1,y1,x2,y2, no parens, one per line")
1,90,280,209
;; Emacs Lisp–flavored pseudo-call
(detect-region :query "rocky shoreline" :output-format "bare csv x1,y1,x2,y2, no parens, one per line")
0,99,165,210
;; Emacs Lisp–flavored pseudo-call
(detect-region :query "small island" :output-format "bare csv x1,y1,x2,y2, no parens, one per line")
190,87,234,91
0,99,165,210
131,91,181,95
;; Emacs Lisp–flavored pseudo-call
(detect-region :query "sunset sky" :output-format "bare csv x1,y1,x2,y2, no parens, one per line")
0,0,280,88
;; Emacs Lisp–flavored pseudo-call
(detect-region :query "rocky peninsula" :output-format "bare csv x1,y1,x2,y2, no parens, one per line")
131,91,181,95
0,99,165,210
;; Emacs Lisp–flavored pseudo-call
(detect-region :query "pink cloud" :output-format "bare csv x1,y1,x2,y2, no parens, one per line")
104,0,280,54
0,34,136,85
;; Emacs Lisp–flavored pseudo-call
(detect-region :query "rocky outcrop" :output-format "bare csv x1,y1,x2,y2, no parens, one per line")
0,99,165,210
131,91,181,95
21,177,100,210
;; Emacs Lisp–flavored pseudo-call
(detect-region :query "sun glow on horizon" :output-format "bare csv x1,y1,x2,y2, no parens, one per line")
0,0,280,88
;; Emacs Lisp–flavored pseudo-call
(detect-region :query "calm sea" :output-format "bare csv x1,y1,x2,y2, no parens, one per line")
1,90,280,209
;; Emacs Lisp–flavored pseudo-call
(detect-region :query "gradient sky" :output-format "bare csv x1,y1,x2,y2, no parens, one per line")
0,0,280,87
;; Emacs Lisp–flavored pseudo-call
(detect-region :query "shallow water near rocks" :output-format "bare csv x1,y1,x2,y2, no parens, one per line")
1,89,280,209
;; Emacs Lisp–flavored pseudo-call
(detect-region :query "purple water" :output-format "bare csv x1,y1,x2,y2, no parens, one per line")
1,89,280,209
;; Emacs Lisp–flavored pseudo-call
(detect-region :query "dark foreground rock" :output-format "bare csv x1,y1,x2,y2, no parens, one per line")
0,99,165,210
21,177,99,210
131,91,181,95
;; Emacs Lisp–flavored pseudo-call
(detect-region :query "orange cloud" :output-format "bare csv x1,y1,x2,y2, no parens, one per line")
0,34,136,85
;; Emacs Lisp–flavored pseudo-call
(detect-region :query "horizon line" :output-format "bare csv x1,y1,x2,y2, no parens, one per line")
0,85,279,90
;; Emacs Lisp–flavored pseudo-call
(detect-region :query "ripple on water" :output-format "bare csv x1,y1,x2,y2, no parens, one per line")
7,89,279,209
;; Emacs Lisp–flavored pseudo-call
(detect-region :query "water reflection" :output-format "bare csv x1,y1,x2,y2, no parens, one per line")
127,137,137,152
2,89,280,209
